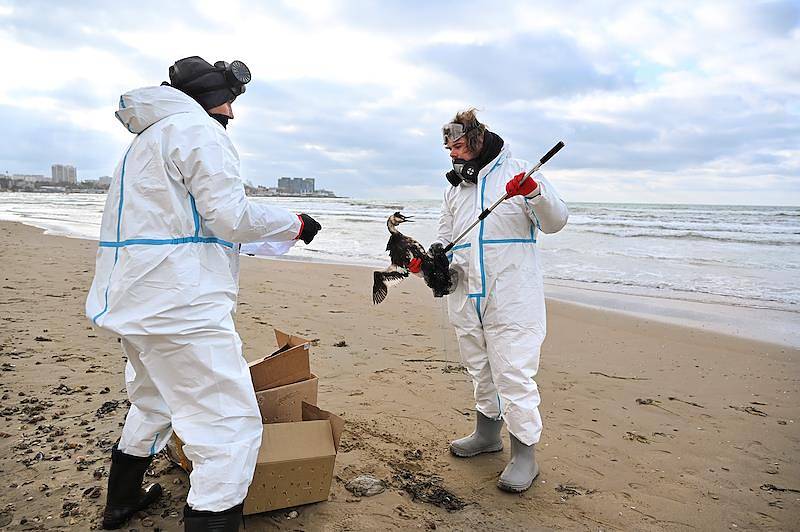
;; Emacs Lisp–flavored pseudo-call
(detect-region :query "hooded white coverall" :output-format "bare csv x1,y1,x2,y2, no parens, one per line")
437,144,568,446
86,86,301,511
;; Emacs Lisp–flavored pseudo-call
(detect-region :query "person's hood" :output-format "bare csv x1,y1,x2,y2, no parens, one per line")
115,85,206,134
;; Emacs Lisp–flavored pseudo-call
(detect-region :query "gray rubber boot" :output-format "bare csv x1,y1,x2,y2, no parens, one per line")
449,411,503,457
497,433,539,492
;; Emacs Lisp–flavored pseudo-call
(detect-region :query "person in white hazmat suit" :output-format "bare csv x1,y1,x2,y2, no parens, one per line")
85,56,321,531
433,109,568,493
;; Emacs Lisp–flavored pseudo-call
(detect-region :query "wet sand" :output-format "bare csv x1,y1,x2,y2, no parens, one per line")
0,220,798,531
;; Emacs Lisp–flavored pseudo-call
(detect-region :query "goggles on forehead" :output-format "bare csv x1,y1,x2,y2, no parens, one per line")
442,122,476,146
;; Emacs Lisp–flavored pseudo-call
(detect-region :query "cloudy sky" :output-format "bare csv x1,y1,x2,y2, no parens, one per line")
0,0,798,204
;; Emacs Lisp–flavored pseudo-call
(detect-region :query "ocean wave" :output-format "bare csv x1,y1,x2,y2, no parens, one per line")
546,273,800,307
568,209,800,225
344,202,406,210
541,247,800,270
566,219,800,234
570,227,800,246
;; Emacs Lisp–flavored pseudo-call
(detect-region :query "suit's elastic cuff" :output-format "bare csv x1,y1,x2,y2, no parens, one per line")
524,186,543,201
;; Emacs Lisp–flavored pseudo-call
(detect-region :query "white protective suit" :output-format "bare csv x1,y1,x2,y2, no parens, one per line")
437,143,568,446
86,86,302,511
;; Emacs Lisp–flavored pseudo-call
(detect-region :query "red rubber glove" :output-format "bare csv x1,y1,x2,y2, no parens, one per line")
505,172,538,197
408,257,422,273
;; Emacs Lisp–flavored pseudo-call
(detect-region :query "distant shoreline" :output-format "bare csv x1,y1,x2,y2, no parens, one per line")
0,188,346,199
246,193,346,199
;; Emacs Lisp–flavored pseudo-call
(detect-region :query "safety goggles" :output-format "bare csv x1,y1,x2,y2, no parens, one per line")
444,123,472,146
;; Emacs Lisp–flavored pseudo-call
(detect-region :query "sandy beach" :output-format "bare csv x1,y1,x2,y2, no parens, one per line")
0,220,798,531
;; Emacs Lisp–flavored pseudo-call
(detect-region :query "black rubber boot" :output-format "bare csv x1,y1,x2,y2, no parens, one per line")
183,503,244,532
101,445,163,530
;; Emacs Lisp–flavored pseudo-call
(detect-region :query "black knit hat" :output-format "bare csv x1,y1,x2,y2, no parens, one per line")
167,56,240,110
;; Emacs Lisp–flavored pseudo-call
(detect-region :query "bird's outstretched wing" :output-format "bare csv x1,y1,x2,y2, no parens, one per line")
372,269,409,304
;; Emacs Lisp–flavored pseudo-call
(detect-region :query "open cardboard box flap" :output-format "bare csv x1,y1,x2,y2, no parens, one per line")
274,329,311,350
302,401,344,452
254,402,342,464
256,374,318,424
248,329,312,391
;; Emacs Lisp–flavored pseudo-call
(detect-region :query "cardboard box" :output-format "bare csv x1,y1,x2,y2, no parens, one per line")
249,330,311,391
244,402,344,514
255,374,318,423
166,402,344,515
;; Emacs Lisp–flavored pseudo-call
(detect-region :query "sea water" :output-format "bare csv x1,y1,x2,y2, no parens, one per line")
1,192,798,315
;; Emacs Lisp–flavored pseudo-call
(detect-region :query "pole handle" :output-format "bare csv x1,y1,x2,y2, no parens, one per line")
517,140,564,187
540,141,565,165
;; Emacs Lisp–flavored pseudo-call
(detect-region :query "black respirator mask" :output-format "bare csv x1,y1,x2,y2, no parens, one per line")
447,160,480,185
184,59,251,99
442,122,479,186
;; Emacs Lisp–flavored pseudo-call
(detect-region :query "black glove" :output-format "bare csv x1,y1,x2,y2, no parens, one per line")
428,242,444,255
297,213,321,244
424,243,456,297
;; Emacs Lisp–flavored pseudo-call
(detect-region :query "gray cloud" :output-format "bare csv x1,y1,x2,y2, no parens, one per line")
747,0,800,35
0,1,797,203
235,81,449,192
413,33,634,101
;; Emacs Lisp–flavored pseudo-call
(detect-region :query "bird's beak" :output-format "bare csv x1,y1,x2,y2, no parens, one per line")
402,216,415,222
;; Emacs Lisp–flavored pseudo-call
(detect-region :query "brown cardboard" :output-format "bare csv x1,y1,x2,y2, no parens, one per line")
255,374,318,423
244,403,344,515
165,435,191,473
248,329,311,391
166,402,344,515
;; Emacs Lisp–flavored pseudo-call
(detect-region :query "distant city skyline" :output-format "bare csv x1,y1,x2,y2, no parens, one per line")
4,162,78,184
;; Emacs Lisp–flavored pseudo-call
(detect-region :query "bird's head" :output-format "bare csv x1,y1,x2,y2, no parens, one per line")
388,211,413,227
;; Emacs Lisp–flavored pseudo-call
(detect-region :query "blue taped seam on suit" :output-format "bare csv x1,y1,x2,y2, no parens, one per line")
189,193,201,237
149,432,160,456
524,197,543,230
99,236,234,248
461,156,539,298
447,243,471,262
92,141,234,325
473,297,483,324
92,143,133,324
117,95,135,133
467,156,504,298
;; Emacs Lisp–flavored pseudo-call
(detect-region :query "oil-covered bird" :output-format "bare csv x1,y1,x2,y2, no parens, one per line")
372,211,458,304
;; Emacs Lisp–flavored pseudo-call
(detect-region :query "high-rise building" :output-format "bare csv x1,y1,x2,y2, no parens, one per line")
277,177,316,195
51,164,77,183
278,177,292,192
51,164,64,182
